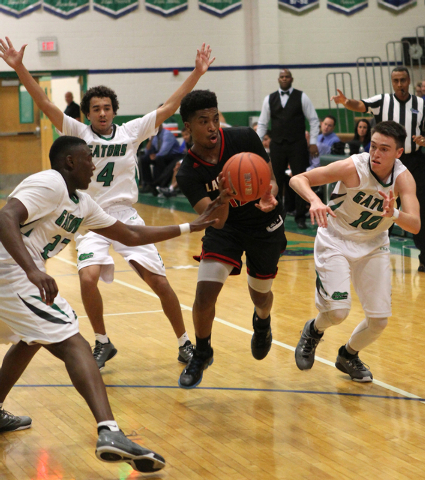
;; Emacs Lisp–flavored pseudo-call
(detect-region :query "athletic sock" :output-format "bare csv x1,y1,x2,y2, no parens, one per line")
345,343,358,356
310,320,323,338
340,344,358,359
196,334,212,355
178,332,190,348
254,312,271,329
95,333,109,344
97,420,119,433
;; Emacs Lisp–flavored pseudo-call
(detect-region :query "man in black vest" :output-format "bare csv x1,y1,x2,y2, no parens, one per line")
258,69,320,229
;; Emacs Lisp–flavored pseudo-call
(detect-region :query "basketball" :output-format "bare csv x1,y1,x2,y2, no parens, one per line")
222,152,271,202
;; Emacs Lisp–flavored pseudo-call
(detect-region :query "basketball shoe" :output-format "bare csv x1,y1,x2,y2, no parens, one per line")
177,340,194,364
0,409,32,432
93,340,118,371
335,346,373,382
251,309,272,360
295,319,323,370
178,348,214,389
96,428,165,473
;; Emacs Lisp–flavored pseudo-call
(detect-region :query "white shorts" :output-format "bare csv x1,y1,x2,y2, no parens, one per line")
314,227,392,318
0,263,79,345
76,207,165,283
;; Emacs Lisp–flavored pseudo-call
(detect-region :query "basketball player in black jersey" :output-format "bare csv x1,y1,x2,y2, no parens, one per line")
176,90,287,389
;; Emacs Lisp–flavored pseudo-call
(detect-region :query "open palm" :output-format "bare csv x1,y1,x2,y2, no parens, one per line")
195,43,215,75
0,37,26,69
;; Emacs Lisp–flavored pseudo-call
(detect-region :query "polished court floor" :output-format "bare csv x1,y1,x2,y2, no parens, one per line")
0,198,425,479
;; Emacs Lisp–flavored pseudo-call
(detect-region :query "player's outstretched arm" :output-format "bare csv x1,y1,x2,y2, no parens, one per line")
0,199,59,305
91,197,223,245
379,171,420,234
330,89,366,113
155,43,215,127
0,37,64,131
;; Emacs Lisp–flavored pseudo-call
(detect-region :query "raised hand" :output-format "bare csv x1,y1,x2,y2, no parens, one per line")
379,190,396,218
0,37,27,70
26,269,59,306
330,89,347,105
195,43,215,75
255,185,278,212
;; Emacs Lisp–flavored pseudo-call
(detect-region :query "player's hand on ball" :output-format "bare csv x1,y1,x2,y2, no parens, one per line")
255,185,277,212
218,172,237,204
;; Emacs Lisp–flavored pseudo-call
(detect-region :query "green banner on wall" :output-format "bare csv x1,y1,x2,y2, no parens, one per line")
93,0,138,18
0,0,41,17
199,0,241,17
145,0,187,16
327,0,367,14
43,0,89,18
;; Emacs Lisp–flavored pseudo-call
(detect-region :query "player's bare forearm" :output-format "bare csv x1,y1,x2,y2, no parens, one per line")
393,212,420,235
342,99,367,113
0,207,42,276
289,174,320,204
14,63,63,130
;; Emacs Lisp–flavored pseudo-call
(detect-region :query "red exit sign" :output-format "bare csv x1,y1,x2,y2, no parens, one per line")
38,38,58,53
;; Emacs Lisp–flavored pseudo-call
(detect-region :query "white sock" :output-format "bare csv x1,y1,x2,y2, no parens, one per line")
95,333,109,344
97,420,119,432
178,332,190,347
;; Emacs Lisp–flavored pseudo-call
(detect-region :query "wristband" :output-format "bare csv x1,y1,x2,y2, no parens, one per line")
391,208,400,221
179,223,191,234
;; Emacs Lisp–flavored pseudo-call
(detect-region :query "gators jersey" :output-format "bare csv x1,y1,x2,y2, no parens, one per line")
61,112,157,210
0,170,116,266
327,152,407,240
176,127,284,230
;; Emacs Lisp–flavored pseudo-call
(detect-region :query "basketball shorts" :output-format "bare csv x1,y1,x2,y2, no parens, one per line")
196,214,287,278
0,263,79,345
314,227,392,318
76,207,166,283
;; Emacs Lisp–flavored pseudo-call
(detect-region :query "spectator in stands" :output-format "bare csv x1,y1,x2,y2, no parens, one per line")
252,122,258,132
64,92,80,121
219,111,232,128
139,123,182,194
317,115,340,156
352,119,371,153
262,130,271,157
156,127,192,198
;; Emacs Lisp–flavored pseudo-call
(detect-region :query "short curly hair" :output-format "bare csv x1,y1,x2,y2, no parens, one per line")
80,86,119,116
180,90,217,123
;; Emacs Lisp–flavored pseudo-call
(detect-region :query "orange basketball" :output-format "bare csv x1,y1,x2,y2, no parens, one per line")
222,152,271,202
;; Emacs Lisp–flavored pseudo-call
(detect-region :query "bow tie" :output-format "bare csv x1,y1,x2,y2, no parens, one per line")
280,91,290,96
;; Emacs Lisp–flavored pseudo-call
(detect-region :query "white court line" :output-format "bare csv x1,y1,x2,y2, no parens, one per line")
54,255,424,402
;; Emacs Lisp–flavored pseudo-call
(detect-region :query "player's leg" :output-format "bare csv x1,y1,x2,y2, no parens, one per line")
129,260,193,364
245,218,286,361
76,232,117,370
43,333,165,472
179,260,233,389
0,341,40,432
295,229,352,370
336,246,391,382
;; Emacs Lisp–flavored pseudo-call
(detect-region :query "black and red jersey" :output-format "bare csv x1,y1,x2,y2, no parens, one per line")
176,127,283,230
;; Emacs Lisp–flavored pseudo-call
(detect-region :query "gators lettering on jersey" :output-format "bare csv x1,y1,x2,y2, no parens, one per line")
61,112,157,210
176,127,284,230
327,152,407,240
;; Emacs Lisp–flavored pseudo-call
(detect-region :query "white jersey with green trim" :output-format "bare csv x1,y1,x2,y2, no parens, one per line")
61,112,157,210
0,170,116,266
327,152,406,240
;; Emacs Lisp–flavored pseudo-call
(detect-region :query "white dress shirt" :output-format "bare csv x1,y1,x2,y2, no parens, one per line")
257,87,320,145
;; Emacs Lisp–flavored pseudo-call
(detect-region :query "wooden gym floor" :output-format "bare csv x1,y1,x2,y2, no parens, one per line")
0,199,425,479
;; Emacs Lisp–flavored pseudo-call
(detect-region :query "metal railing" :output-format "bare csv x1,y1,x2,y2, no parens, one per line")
326,72,355,133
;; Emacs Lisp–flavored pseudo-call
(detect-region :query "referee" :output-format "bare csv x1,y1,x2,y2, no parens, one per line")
331,66,425,271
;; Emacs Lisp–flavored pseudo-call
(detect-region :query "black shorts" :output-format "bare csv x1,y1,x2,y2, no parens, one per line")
195,214,287,278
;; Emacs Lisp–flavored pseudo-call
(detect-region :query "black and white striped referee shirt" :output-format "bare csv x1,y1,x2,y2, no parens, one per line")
362,94,425,154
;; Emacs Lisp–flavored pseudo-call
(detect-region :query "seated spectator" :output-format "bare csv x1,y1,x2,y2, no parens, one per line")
251,121,258,132
317,116,340,156
157,128,192,198
262,130,271,157
139,123,182,194
351,119,371,153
